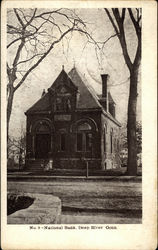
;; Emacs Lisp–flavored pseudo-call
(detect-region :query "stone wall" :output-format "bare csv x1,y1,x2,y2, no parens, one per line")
101,113,121,170
8,193,61,224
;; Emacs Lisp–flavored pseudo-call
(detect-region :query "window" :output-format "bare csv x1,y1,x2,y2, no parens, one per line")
110,129,113,153
77,133,83,151
76,122,92,152
117,139,120,152
55,84,72,113
65,98,71,112
60,134,66,151
55,97,72,112
36,123,50,134
103,125,107,153
56,98,64,111
77,123,91,131
86,133,92,151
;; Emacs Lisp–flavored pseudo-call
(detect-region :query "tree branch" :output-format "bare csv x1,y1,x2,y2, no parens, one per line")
128,8,141,39
12,38,25,67
14,8,25,27
7,17,49,49
25,8,37,27
34,9,63,19
7,37,22,49
105,8,133,71
104,9,119,36
121,8,126,23
14,22,77,91
14,53,45,66
101,33,118,49
133,33,141,67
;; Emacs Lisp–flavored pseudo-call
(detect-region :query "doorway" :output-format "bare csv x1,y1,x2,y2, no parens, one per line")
35,134,51,159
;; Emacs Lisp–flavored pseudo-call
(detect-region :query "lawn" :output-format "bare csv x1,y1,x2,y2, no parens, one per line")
8,180,142,223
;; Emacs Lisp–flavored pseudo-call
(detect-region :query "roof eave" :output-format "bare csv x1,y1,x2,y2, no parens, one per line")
102,109,121,127
25,110,51,115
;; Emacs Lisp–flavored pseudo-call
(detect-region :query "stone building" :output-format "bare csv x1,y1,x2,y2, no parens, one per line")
25,67,121,171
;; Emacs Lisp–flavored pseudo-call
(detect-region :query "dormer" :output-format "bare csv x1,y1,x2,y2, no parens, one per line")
48,69,78,113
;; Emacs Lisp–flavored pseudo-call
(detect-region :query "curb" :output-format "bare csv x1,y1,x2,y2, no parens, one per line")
7,175,142,182
62,206,142,217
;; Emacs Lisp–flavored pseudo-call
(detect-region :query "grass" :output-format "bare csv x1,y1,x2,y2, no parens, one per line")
8,180,142,213
8,180,142,223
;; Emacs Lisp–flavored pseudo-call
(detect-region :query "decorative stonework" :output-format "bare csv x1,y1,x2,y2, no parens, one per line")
54,114,71,121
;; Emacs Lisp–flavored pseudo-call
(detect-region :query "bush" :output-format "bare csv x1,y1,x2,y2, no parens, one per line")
7,193,34,215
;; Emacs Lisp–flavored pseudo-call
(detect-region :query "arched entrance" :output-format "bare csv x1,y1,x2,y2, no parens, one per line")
34,122,51,159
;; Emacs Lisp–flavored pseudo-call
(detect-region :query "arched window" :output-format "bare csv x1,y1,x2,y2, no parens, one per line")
36,123,50,134
76,122,93,152
77,123,91,131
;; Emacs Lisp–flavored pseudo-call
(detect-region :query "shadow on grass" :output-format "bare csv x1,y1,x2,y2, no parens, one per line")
7,193,34,215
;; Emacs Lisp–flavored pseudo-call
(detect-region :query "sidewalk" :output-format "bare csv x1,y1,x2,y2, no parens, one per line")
7,172,142,182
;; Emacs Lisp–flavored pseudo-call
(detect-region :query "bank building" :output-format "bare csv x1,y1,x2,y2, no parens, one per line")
25,66,121,172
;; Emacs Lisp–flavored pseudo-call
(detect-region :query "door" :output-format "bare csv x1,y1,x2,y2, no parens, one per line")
35,134,51,159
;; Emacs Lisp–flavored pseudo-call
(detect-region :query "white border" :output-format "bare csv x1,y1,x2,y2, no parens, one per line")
1,1,157,249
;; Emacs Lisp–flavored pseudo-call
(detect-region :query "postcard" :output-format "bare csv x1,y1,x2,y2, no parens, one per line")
1,0,157,249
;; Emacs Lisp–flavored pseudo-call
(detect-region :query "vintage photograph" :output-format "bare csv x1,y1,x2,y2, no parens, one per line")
7,7,142,224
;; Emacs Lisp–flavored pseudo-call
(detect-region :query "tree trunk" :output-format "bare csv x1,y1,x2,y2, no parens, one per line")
126,68,138,175
7,84,14,140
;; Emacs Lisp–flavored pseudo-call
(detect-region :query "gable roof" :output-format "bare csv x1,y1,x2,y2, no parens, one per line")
68,67,101,109
26,68,102,114
25,67,120,127
25,92,50,114
49,69,78,92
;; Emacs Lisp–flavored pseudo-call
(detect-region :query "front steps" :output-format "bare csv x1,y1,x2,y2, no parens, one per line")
26,159,45,172
25,159,123,176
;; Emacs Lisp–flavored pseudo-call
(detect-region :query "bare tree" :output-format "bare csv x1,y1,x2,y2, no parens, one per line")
7,8,94,138
7,133,26,169
9,134,25,155
104,8,141,175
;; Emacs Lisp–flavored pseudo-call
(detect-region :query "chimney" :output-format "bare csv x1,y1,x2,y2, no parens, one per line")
101,74,108,98
101,74,109,112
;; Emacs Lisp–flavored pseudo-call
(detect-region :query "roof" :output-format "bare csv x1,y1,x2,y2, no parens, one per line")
98,93,116,104
25,92,50,114
50,68,78,92
25,68,120,127
68,68,101,109
26,68,102,114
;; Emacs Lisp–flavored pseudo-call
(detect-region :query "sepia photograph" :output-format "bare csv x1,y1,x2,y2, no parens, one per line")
6,6,142,225
1,1,157,249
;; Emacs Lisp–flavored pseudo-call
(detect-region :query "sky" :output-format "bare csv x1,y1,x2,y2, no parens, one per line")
7,8,141,138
